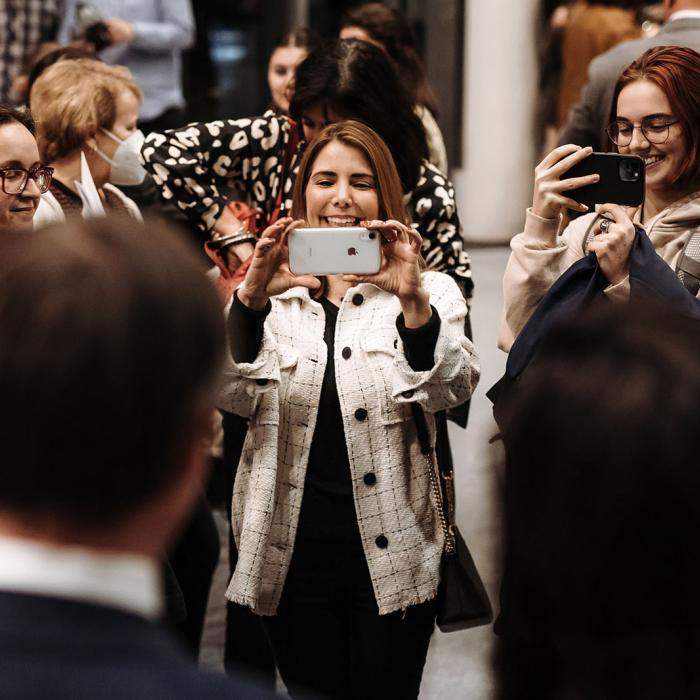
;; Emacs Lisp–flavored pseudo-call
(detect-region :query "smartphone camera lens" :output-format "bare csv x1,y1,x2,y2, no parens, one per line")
369,232,376,240
619,159,642,182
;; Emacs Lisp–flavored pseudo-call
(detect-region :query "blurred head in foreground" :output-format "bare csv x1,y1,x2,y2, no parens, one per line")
0,216,224,555
498,301,700,699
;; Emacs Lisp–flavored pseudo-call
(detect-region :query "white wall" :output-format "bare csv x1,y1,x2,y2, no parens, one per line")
453,0,540,244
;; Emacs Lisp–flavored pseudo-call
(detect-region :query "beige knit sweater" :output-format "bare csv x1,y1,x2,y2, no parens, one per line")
500,191,700,352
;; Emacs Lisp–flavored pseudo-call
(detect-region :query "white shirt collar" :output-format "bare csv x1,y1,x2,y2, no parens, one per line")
0,535,162,619
669,10,700,21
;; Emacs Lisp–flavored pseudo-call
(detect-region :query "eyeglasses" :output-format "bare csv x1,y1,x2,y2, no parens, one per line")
0,165,54,195
606,117,679,147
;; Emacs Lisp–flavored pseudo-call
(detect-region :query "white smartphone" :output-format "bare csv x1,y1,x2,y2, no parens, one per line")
288,227,381,275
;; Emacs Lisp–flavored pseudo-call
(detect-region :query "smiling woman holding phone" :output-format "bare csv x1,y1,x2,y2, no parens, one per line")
217,120,479,700
500,45,700,351
142,39,472,303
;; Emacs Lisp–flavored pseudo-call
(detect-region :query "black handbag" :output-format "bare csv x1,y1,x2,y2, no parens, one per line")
411,404,493,632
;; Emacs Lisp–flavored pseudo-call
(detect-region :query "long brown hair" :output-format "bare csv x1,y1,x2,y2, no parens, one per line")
291,120,413,298
291,120,409,224
609,46,700,191
289,40,428,192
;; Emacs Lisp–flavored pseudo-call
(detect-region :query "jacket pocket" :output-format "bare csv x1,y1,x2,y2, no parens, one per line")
251,344,295,426
360,330,412,425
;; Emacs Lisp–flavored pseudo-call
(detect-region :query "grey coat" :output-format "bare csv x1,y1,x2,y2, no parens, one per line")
558,16,700,150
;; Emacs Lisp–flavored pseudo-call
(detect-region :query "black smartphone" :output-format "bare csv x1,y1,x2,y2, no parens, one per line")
563,152,645,209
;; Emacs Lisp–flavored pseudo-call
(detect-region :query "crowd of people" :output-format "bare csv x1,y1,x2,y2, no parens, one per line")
1,1,700,699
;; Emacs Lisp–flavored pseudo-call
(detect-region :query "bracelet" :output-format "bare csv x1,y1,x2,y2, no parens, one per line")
217,228,257,250
212,229,257,250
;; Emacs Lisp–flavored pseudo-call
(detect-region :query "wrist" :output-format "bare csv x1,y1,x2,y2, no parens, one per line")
213,224,246,238
237,285,269,311
607,270,629,286
531,202,556,220
399,288,431,328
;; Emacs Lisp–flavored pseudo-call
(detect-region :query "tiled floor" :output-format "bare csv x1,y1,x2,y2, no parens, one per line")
200,246,512,698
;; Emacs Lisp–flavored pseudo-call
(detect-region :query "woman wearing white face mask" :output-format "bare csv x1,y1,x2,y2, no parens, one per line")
26,54,224,658
28,58,146,226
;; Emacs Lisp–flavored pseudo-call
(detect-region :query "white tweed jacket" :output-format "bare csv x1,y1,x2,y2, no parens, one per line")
217,271,480,616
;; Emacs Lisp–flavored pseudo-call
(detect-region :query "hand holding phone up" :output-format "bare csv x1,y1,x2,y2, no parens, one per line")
532,145,598,219
237,217,321,310
343,219,432,328
533,145,645,218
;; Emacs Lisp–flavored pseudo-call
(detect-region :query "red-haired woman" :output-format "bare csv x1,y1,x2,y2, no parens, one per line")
500,45,700,350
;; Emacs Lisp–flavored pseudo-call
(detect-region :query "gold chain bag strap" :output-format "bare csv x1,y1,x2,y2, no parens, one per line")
412,404,493,632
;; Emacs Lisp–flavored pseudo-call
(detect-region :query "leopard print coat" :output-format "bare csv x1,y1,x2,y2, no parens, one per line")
141,111,473,299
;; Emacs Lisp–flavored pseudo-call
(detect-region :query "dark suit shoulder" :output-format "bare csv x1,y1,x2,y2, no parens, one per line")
0,592,275,699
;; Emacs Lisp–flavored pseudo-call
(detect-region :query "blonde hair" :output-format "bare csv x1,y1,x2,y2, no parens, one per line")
30,58,142,163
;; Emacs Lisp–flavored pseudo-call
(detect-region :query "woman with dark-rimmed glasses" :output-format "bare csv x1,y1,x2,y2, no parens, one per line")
0,104,52,232
500,45,700,351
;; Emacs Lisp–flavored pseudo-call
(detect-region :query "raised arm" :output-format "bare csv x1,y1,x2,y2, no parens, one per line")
141,111,292,232
499,145,600,351
391,271,479,414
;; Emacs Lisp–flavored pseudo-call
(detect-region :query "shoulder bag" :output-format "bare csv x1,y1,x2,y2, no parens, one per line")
411,404,493,632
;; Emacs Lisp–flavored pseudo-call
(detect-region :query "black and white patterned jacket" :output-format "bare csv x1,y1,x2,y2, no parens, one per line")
141,111,473,300
218,272,480,615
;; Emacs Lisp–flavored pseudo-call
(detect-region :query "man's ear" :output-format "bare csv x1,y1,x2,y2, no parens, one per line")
177,407,215,491
156,407,215,546
113,407,217,558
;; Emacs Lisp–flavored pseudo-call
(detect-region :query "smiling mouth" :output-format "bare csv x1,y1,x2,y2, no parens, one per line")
324,216,360,226
644,155,665,168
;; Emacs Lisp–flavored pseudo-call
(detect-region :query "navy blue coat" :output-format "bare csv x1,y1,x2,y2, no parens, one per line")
489,228,700,425
0,591,275,699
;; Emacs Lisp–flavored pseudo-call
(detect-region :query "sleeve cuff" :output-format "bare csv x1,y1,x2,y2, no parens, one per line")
604,275,630,302
396,305,441,371
522,207,563,246
228,291,272,363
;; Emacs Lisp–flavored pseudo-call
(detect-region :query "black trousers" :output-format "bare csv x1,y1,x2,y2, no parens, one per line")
261,484,437,700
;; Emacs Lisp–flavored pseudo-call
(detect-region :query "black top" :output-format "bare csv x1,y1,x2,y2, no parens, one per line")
48,179,131,217
230,289,440,489
305,297,352,496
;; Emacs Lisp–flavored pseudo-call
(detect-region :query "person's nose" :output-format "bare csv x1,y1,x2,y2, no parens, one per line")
283,72,295,103
21,175,42,199
628,125,651,151
332,182,352,208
